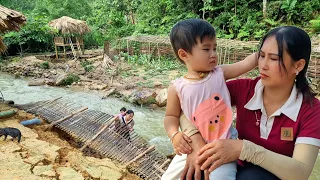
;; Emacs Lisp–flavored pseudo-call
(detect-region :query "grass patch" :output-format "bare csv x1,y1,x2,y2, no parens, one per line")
80,60,94,72
60,74,80,86
11,57,22,62
40,61,50,69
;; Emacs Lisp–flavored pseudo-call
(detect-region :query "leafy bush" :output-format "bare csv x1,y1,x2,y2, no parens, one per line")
40,61,50,69
3,12,54,55
60,74,80,86
80,60,94,72
310,17,320,33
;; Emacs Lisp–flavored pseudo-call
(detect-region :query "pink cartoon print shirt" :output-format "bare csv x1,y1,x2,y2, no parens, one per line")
172,67,233,143
192,94,232,142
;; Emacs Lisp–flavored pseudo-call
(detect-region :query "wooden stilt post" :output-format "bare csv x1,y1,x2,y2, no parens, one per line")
55,45,58,59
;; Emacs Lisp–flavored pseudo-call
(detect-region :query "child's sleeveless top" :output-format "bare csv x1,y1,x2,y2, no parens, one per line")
172,66,232,142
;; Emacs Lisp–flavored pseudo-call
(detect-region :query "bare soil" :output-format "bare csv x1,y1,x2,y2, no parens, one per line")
0,103,141,180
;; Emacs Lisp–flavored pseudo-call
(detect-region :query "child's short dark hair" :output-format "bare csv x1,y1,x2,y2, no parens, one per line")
169,18,216,64
120,107,126,112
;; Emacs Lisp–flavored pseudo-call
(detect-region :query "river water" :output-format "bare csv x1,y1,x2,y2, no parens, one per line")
0,72,173,155
0,72,319,179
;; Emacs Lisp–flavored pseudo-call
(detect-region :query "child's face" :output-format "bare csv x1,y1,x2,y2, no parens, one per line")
120,111,126,116
185,37,218,72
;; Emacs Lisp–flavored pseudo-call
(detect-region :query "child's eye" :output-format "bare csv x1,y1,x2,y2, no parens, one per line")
203,49,209,51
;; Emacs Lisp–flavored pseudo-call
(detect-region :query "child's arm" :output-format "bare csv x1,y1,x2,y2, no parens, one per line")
221,53,258,80
164,85,192,155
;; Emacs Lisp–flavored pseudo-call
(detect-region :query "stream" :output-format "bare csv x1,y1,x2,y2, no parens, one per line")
0,72,173,156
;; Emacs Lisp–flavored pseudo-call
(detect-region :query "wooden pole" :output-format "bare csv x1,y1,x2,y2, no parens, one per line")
157,43,160,57
127,40,129,55
79,116,117,151
55,45,58,59
44,107,88,130
104,41,110,56
63,45,66,59
125,145,155,166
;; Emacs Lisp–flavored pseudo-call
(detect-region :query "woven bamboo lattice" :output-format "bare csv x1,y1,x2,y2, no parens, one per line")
13,98,169,180
118,35,320,79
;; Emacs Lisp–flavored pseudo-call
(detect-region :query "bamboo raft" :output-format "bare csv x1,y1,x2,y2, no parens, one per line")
13,97,170,179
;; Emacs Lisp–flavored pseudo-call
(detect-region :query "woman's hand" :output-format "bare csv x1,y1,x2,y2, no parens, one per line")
181,149,210,180
180,133,208,180
197,139,243,172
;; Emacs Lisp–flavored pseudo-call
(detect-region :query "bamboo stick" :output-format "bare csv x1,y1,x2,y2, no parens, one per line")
159,159,170,170
79,116,117,151
26,97,62,112
126,145,155,166
44,107,88,130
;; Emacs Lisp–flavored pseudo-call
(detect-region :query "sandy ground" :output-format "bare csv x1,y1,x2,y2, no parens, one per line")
0,103,141,180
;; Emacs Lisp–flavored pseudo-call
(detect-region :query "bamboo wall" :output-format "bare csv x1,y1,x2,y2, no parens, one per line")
118,35,320,80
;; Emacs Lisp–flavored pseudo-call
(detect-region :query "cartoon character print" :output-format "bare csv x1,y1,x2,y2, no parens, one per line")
191,94,232,143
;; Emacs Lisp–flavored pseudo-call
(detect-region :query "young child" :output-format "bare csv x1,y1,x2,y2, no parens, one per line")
115,107,127,120
162,18,257,180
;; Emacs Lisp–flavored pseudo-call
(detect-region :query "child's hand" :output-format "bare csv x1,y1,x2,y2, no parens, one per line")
172,132,192,155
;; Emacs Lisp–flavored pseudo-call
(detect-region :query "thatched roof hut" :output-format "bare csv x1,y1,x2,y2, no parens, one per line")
48,16,90,35
0,5,26,54
0,5,26,33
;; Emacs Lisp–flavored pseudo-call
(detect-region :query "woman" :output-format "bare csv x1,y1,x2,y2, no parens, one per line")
114,110,135,141
177,26,320,180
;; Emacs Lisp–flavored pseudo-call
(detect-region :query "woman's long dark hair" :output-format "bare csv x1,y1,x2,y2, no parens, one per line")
258,26,315,104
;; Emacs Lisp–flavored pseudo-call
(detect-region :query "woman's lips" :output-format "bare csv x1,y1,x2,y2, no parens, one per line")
260,73,269,78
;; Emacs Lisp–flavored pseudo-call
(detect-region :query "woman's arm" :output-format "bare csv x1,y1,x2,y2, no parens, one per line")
198,139,319,180
180,114,199,137
180,114,209,180
240,140,319,180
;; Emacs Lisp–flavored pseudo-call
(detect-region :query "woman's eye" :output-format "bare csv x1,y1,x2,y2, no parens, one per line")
203,49,209,51
271,58,278,61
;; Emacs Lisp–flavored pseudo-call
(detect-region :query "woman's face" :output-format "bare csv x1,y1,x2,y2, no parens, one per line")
258,36,297,88
125,113,134,121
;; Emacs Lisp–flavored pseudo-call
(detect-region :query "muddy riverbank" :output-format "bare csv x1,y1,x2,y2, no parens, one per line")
0,103,141,180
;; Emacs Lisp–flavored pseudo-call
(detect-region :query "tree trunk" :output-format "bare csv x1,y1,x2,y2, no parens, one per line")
19,43,23,57
263,0,267,18
234,0,237,16
202,0,206,19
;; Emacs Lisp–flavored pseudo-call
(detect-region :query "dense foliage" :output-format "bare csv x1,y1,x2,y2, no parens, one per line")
1,0,319,55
